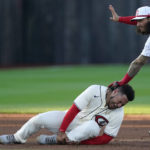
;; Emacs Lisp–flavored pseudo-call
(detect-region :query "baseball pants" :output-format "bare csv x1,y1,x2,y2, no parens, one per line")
14,111,100,143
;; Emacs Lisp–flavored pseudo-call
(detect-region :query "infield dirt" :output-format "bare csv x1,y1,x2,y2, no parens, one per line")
0,114,150,150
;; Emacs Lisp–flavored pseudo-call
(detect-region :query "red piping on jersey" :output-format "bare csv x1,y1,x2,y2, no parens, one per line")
80,133,113,145
59,103,80,132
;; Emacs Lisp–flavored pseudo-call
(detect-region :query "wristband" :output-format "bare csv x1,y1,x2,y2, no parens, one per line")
119,73,133,85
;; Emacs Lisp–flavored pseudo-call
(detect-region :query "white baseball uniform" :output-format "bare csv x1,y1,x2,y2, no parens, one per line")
141,36,150,57
14,85,124,143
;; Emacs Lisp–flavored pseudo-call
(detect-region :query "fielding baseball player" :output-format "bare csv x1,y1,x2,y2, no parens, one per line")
0,84,134,145
108,5,150,88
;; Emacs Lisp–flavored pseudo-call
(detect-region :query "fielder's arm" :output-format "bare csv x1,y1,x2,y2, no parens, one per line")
109,4,137,25
108,55,149,87
127,55,149,77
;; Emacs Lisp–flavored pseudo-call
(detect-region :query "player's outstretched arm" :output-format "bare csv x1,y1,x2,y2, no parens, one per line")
109,5,119,22
127,55,149,77
108,55,149,88
109,4,137,25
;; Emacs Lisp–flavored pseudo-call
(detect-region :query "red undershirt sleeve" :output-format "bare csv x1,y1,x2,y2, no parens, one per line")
119,16,137,25
119,73,133,85
80,133,113,145
59,103,80,132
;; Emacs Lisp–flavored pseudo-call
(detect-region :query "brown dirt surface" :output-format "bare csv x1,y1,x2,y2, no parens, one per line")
0,114,150,150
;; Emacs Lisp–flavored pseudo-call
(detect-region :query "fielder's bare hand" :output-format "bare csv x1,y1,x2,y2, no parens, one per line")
109,5,119,22
108,81,120,91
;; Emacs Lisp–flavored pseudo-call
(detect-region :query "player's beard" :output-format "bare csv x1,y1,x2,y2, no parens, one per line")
136,21,150,35
107,96,117,110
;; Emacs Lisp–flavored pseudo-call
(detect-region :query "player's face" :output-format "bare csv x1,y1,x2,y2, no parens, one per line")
136,18,150,35
107,90,128,110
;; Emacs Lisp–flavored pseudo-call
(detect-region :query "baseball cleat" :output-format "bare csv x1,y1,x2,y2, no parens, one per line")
37,134,57,145
0,135,17,144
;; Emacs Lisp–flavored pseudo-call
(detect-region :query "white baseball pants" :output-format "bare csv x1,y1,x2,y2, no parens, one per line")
14,111,100,143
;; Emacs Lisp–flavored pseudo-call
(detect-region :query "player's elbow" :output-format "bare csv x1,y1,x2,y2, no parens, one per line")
131,58,147,67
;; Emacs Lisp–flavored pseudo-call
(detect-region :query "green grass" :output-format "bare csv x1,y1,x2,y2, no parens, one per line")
0,64,150,114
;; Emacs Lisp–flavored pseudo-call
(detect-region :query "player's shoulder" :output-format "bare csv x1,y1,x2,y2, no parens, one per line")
87,84,107,90
110,107,124,121
86,84,107,95
86,85,107,101
116,107,124,113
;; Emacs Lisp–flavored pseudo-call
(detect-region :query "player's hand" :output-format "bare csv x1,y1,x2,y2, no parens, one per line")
108,81,120,90
66,140,79,145
109,5,119,22
57,132,68,144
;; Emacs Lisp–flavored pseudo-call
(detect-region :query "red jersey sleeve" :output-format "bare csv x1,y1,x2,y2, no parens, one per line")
80,133,113,145
119,16,137,25
59,103,80,132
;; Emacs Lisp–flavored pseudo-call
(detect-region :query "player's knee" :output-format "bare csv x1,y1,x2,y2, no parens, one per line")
28,114,42,127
